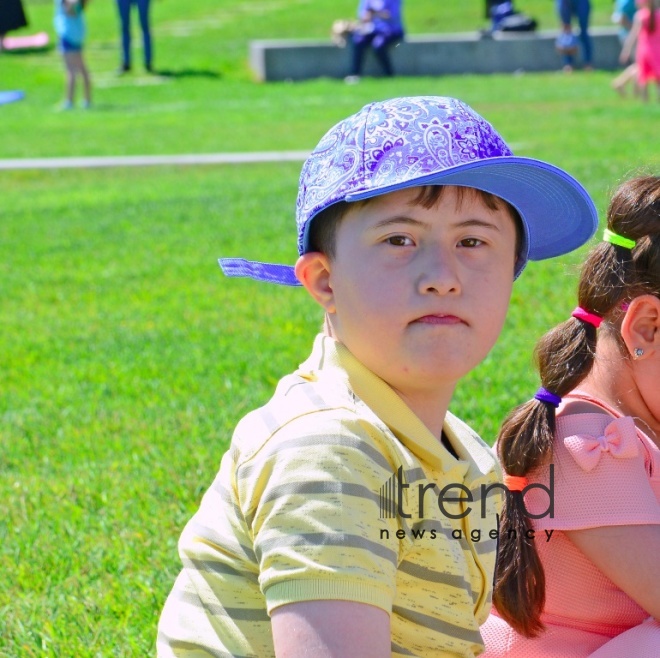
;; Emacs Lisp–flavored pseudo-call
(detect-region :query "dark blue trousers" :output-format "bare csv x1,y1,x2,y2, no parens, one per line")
116,0,152,69
556,0,592,66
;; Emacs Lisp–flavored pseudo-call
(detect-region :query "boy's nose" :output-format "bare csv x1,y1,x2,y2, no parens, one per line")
416,250,461,296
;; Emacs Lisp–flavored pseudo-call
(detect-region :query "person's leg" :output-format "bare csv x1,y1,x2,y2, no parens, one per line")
349,35,370,77
372,34,395,77
611,63,637,95
556,0,575,70
135,0,152,70
575,0,592,67
63,51,78,106
372,45,393,76
116,0,132,70
556,0,572,27
78,51,92,106
560,34,575,71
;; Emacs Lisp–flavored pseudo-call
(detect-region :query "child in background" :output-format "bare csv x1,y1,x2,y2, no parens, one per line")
620,0,660,101
157,96,597,658
611,0,638,95
481,175,660,657
54,0,91,109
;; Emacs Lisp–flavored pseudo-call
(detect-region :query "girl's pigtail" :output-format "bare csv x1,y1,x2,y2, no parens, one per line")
493,399,549,637
650,0,656,34
494,317,595,636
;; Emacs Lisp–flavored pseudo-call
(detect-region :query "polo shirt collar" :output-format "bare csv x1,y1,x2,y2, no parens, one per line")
298,334,498,482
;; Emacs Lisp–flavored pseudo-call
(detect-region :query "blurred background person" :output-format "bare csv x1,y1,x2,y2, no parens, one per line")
0,0,29,50
54,0,91,109
345,0,403,82
556,0,593,71
115,0,152,74
620,0,660,101
611,0,639,95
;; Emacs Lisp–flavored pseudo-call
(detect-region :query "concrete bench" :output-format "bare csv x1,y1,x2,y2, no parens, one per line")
250,27,622,82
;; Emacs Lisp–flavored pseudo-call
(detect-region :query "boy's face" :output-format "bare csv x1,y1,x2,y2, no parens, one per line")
321,186,518,397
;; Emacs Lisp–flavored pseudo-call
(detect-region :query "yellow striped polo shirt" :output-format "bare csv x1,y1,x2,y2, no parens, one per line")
158,334,503,657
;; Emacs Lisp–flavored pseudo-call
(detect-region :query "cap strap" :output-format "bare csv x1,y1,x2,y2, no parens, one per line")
571,306,602,328
218,258,302,287
603,228,635,250
534,387,562,408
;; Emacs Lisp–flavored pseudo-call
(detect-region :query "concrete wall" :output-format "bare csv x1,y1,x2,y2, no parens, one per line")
250,27,622,82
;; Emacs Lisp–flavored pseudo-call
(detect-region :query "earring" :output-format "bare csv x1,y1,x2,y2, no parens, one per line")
634,348,644,359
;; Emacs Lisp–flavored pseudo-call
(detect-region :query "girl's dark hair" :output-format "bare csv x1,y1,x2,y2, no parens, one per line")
650,0,657,34
493,175,660,637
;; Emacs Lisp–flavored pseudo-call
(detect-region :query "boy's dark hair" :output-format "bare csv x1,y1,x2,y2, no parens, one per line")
307,185,524,261
493,175,660,638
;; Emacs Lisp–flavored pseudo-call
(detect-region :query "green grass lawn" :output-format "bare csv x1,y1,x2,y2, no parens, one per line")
1,1,660,656
1,0,618,157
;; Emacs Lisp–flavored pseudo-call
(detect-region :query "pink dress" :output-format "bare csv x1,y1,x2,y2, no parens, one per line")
636,7,660,84
480,392,660,657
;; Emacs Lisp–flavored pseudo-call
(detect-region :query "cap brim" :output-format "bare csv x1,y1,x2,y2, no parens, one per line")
220,157,597,285
345,156,598,277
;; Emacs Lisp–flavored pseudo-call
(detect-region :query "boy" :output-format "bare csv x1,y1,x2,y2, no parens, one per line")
157,96,597,657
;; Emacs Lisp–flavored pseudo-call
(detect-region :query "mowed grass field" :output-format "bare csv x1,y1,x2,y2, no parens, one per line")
1,1,659,655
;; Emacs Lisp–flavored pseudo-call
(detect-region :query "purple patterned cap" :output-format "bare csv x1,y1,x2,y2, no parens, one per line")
220,96,597,284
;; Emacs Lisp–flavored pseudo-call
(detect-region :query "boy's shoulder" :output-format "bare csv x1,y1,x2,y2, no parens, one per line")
226,335,499,479
230,362,380,467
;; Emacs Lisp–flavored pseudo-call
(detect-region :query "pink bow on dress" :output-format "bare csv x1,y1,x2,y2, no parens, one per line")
563,416,639,472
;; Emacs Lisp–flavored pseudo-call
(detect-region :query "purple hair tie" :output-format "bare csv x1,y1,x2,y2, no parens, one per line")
534,387,562,408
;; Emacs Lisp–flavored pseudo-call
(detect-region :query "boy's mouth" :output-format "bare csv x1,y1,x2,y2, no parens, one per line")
413,314,464,326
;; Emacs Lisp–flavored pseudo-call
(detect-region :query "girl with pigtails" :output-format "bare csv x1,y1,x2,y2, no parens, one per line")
481,175,660,657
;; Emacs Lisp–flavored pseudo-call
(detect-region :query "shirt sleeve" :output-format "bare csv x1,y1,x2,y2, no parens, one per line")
525,413,660,531
235,408,405,615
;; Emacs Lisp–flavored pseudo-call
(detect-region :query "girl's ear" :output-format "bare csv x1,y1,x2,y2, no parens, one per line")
620,294,660,359
294,253,336,314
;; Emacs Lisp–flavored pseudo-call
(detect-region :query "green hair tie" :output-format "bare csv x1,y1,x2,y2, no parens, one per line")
603,228,635,250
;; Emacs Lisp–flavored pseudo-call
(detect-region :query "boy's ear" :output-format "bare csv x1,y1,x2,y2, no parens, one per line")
620,294,660,359
294,252,336,314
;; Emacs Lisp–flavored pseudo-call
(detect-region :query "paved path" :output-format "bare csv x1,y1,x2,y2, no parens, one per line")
0,151,311,170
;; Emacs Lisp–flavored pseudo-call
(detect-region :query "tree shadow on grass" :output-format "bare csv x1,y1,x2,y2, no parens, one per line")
154,68,221,80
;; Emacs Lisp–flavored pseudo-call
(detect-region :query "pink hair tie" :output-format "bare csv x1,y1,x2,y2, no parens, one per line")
572,306,602,328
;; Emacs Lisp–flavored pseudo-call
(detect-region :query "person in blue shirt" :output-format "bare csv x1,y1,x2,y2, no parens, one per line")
346,0,404,81
613,0,638,42
54,0,91,109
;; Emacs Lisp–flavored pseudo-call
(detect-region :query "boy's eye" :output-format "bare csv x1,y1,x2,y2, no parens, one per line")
459,238,483,248
386,235,414,247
